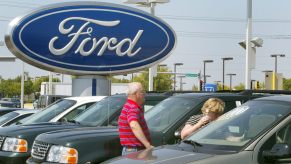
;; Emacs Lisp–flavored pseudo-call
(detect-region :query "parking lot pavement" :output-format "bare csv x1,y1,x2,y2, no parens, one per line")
24,103,33,109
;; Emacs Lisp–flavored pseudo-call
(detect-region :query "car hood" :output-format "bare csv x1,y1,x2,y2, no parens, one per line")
0,122,82,138
105,145,214,164
36,126,118,144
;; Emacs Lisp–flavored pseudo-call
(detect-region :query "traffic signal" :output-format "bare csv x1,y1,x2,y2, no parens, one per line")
200,80,204,91
256,81,260,90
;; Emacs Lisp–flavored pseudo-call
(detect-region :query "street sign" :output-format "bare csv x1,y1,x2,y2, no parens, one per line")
204,83,217,92
185,73,198,77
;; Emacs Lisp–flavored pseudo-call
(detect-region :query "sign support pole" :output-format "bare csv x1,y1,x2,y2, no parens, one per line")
72,75,110,96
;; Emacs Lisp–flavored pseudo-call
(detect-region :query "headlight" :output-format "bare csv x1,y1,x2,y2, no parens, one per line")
47,145,78,164
2,137,27,152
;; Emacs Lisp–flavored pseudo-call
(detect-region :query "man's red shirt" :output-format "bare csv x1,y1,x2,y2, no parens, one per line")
118,99,151,147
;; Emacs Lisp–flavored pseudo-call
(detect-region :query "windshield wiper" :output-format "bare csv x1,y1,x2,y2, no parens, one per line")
182,140,202,147
15,121,22,125
67,120,81,125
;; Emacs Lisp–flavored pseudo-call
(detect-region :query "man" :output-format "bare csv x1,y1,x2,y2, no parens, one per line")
181,98,225,139
118,82,153,155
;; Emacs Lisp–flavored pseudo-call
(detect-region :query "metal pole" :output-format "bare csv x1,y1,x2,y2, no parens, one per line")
180,76,182,91
274,56,277,90
222,60,225,90
49,72,52,95
203,61,206,84
173,64,176,91
245,0,252,89
21,62,24,108
61,74,64,83
148,2,156,91
230,75,232,90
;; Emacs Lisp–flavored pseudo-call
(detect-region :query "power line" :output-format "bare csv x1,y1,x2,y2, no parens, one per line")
0,3,34,9
0,1,42,6
161,15,291,23
177,31,291,39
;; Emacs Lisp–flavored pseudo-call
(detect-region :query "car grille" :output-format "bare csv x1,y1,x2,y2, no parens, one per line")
31,141,50,160
0,136,4,148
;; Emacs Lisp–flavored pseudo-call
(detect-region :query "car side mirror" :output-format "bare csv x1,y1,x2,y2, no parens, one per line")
110,121,118,126
174,130,181,139
263,143,291,162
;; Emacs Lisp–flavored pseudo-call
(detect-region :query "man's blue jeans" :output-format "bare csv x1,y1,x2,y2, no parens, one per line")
122,147,139,155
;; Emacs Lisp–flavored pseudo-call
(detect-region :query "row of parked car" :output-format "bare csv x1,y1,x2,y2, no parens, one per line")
0,91,289,164
0,98,21,108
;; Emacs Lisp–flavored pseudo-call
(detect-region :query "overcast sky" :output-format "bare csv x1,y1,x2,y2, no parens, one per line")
1,0,291,90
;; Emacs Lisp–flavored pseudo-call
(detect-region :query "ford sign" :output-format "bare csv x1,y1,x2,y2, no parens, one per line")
5,2,176,75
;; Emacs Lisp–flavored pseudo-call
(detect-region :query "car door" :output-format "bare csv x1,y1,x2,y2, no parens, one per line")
253,115,291,164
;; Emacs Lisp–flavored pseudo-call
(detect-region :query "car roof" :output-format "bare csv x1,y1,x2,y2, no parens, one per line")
0,108,20,111
171,92,248,99
0,100,14,104
64,96,106,102
252,95,291,103
12,109,38,114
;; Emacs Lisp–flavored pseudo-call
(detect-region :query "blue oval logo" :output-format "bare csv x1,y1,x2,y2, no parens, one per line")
5,2,176,75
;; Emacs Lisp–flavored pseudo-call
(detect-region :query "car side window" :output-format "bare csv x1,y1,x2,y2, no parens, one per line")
258,121,291,163
223,101,239,113
5,114,34,126
62,102,95,121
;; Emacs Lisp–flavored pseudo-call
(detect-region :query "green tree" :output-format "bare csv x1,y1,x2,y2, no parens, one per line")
132,70,149,90
128,67,172,91
154,67,172,91
283,78,291,90
234,83,245,90
109,76,130,83
24,78,34,95
0,79,20,97
192,84,199,91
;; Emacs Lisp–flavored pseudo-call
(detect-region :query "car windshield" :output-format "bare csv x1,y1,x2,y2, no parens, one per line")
21,99,76,125
0,112,19,125
146,97,199,131
74,96,126,126
188,100,291,152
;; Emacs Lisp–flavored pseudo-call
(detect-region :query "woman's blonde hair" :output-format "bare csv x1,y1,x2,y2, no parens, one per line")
201,98,225,114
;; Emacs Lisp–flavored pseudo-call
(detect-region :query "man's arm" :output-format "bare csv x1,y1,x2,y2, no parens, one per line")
129,121,153,149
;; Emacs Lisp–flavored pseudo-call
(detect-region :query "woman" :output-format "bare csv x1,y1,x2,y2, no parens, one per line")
181,98,225,139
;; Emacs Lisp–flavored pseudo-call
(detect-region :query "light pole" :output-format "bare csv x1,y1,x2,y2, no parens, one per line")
270,54,285,90
226,73,236,91
173,63,183,91
214,80,221,90
123,0,169,91
221,57,233,90
203,60,213,84
177,75,186,91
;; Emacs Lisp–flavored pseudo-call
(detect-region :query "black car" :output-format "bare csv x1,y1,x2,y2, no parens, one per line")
104,95,291,164
0,101,17,108
35,95,68,109
27,92,265,164
0,93,169,164
0,98,21,108
0,108,21,116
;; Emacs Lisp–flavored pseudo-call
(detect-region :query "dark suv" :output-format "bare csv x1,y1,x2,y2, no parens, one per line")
36,95,68,109
104,95,291,164
27,92,266,164
0,93,169,164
